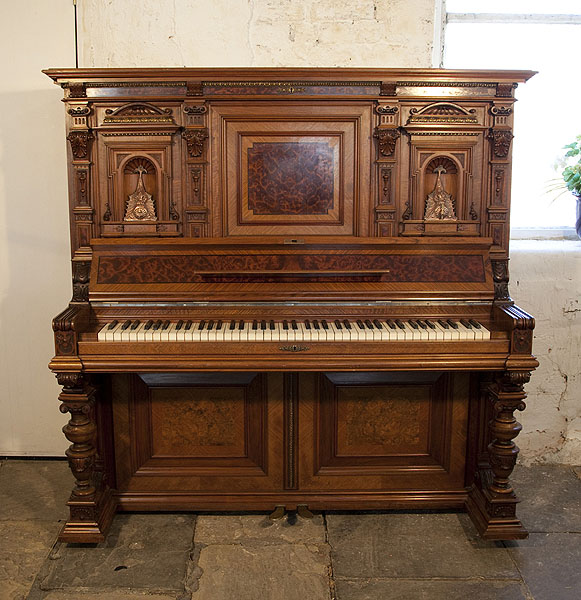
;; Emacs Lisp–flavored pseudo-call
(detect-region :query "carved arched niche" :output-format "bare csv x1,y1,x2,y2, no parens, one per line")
423,156,460,220
122,156,159,221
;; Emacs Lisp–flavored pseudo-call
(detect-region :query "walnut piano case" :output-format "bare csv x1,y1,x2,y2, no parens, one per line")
46,68,537,543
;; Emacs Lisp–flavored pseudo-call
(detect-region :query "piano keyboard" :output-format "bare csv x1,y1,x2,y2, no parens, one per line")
97,319,491,342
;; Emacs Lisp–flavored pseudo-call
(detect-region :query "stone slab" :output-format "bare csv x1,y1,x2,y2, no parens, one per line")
191,542,330,600
326,513,519,580
0,461,71,521
334,578,528,600
512,465,581,533
41,593,177,600
38,514,195,594
0,520,61,600
506,533,581,600
194,514,326,545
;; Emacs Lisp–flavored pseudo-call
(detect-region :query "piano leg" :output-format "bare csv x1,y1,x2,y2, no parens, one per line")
466,370,530,540
57,373,116,543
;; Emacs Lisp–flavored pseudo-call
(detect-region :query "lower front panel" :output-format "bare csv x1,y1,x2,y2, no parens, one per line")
107,371,471,510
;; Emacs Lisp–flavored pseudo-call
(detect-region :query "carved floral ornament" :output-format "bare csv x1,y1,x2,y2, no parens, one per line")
488,129,514,158
103,103,174,124
182,128,209,158
408,102,477,125
67,130,94,160
373,128,400,157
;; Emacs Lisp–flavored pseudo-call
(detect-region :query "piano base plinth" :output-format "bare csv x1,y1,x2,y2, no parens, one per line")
58,485,117,544
466,482,528,541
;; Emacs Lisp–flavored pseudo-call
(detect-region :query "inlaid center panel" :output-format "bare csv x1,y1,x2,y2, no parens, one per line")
211,103,373,236
246,141,336,215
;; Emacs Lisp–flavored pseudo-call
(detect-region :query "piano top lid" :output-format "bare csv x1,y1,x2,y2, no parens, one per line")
88,236,495,304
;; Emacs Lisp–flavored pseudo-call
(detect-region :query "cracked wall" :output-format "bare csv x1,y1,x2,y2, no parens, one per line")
511,241,581,465
78,0,437,67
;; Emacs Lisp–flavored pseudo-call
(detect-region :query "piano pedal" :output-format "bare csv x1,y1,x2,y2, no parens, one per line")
269,505,286,521
297,504,314,519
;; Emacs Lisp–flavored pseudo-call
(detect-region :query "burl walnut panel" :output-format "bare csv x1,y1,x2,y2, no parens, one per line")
298,372,469,491
211,103,373,237
111,373,284,493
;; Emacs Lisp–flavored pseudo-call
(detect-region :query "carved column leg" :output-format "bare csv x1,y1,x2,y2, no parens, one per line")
466,371,530,540
57,373,116,543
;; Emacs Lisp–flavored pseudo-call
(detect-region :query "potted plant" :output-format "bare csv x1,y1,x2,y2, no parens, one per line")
554,135,581,238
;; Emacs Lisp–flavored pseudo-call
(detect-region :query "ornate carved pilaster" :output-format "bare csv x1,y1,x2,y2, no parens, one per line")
58,374,97,498
55,373,116,542
488,372,529,494
492,259,510,301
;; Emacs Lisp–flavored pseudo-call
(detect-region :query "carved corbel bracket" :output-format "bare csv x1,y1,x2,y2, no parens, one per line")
498,304,536,354
491,259,510,301
72,259,91,302
373,127,400,157
488,128,514,159
67,130,94,160
52,304,89,357
182,128,209,158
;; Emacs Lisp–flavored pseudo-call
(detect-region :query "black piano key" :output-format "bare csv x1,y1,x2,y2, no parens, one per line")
373,319,383,329
207,320,215,331
425,320,436,329
198,320,206,331
162,320,170,330
152,320,162,331
409,320,419,329
238,320,244,330
184,321,193,331
313,320,320,330
216,320,223,330
229,320,236,330
386,320,396,329
364,319,374,330
252,320,258,330
283,320,289,330
291,320,298,330
130,320,141,330
334,319,343,329
305,320,311,330
175,320,184,331
438,319,449,329
270,320,275,330
121,319,132,330
107,320,119,330
260,320,266,330
417,320,427,330
469,319,482,329
322,320,329,330
144,320,154,330
356,320,365,330
395,319,406,330
447,319,459,329
460,319,472,329
343,319,352,330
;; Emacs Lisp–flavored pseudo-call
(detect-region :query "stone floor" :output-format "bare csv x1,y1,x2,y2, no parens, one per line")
0,460,579,600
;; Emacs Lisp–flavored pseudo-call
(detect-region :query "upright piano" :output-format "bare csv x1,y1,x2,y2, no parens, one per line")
45,68,538,543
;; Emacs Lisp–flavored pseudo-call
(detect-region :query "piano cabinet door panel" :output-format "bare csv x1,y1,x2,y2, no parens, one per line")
111,373,283,495
299,372,469,492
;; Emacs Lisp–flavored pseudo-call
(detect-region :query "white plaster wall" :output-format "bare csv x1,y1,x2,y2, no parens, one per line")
0,1,75,455
1,0,579,465
78,0,437,68
510,241,581,465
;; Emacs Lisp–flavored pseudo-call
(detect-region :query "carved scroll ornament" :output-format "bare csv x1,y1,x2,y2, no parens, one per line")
488,129,514,158
182,128,209,158
374,128,400,157
67,130,94,160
